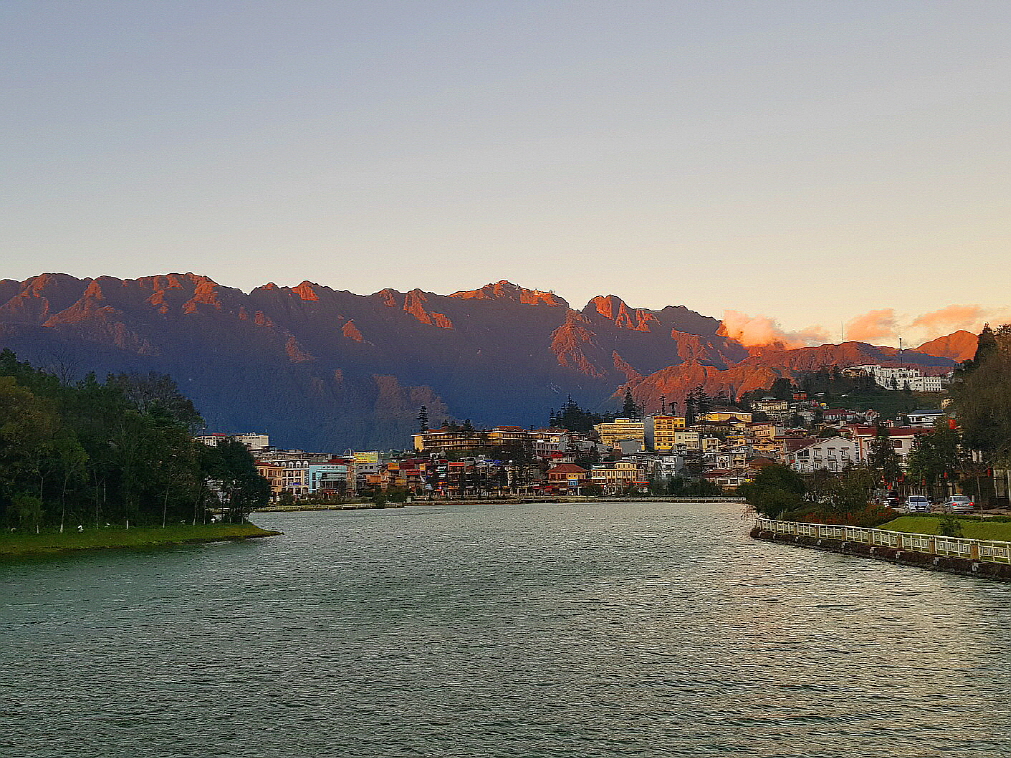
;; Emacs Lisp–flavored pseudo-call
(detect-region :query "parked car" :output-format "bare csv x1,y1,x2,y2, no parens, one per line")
942,495,975,514
905,495,931,513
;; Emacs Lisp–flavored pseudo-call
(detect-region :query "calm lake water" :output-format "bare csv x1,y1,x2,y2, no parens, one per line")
2,501,1010,757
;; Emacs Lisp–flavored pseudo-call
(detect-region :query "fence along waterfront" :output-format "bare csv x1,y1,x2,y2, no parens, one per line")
755,518,1011,565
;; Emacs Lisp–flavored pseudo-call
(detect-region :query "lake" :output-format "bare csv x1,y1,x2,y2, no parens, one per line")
2,501,1010,757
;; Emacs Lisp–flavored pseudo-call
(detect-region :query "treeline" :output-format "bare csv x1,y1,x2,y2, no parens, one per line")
548,386,740,431
741,462,894,526
906,323,1011,502
0,350,269,532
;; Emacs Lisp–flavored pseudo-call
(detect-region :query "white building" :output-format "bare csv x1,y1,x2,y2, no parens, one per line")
195,432,270,452
907,409,945,427
787,436,860,473
233,433,270,452
848,365,949,392
842,425,930,471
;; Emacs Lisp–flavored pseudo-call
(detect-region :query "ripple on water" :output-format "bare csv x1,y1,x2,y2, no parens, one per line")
1,501,1010,757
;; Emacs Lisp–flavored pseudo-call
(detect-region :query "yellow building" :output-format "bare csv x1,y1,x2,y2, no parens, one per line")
645,415,687,451
589,460,645,492
594,418,645,450
255,462,285,497
703,410,753,424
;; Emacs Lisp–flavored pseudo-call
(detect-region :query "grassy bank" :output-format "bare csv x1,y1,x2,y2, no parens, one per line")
879,515,1011,541
0,522,280,558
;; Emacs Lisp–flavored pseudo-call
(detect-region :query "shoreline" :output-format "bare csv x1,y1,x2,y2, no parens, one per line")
751,526,1011,582
0,523,282,559
257,496,744,512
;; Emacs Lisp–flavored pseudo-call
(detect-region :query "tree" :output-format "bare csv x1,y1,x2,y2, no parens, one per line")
106,372,204,433
621,388,639,420
0,350,252,531
550,397,603,433
966,323,998,370
868,423,902,484
684,385,711,426
938,512,964,538
203,439,271,523
906,425,964,498
739,463,806,519
417,405,429,432
0,377,58,526
769,377,793,401
951,324,1011,465
13,494,43,534
824,467,876,515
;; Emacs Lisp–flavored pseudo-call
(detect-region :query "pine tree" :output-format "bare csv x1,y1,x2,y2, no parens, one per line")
621,389,639,420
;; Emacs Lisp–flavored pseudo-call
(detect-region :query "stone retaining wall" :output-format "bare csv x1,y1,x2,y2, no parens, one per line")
751,527,1011,582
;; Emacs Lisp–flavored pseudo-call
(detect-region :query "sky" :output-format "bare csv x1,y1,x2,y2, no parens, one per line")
2,1,1010,347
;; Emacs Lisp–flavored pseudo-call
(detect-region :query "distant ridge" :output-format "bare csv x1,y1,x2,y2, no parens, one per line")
0,272,958,450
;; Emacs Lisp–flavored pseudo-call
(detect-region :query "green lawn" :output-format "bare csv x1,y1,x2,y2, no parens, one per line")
0,522,280,558
879,515,1011,541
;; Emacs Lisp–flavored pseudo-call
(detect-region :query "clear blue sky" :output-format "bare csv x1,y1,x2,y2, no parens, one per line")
2,1,1009,344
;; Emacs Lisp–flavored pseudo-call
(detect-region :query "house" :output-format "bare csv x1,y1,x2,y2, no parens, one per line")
531,428,569,459
822,409,851,424
753,397,791,422
196,432,269,452
701,436,723,453
590,460,647,493
414,425,535,455
786,436,860,473
907,409,945,427
546,463,589,493
703,469,751,491
255,461,285,497
842,425,931,469
777,436,819,463
308,461,353,496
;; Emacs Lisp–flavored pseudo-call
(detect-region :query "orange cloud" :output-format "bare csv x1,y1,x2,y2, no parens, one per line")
909,304,987,338
846,309,897,343
721,310,829,349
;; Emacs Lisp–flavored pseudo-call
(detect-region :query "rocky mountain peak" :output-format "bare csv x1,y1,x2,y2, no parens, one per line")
450,280,567,307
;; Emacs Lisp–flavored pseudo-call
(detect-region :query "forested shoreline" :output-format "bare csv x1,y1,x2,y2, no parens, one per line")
0,350,269,533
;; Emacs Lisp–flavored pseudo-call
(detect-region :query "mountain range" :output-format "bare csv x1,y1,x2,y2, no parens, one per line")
0,273,972,450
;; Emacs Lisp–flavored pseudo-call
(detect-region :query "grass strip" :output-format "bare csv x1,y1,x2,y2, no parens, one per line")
879,516,1011,542
0,522,280,558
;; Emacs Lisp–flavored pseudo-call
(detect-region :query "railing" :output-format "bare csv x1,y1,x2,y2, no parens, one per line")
754,517,1011,566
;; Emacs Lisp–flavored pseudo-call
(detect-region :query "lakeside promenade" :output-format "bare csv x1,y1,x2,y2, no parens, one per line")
753,516,1011,581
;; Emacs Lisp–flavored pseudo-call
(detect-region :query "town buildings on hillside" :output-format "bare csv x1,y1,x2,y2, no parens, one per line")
199,379,951,501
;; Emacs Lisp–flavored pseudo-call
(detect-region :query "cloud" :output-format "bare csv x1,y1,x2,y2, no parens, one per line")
721,310,829,349
909,304,988,339
845,309,897,342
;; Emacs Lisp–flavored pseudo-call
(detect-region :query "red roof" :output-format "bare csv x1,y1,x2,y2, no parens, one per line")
547,463,588,474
